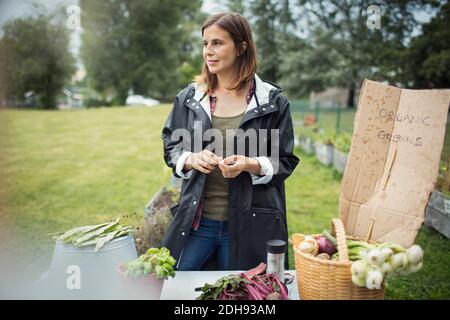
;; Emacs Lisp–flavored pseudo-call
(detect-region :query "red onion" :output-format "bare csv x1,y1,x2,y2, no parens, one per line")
316,236,337,256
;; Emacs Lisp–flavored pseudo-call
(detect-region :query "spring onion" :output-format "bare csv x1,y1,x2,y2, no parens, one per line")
351,260,368,279
365,265,383,290
381,247,394,260
350,242,424,290
390,252,406,271
380,262,394,278
365,248,385,267
406,245,424,265
352,275,366,287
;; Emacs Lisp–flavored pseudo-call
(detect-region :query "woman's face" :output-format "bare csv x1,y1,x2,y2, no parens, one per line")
202,24,239,76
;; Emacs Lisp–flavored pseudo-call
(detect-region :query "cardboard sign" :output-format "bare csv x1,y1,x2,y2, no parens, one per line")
340,79,450,247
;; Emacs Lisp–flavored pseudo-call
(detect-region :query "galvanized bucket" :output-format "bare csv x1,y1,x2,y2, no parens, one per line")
315,142,334,166
48,234,138,299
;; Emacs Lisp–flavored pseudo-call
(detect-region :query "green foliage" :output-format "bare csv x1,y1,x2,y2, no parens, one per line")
124,247,176,279
50,218,134,252
249,0,296,82
226,0,245,14
0,14,76,109
250,0,280,81
317,129,336,146
436,158,450,197
298,124,320,141
80,0,205,103
407,2,450,88
334,132,352,153
279,28,346,98
278,0,444,102
178,56,203,88
197,274,250,300
134,206,173,256
196,267,288,300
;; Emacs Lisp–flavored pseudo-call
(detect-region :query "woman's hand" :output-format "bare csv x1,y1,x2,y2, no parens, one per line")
184,150,221,174
218,155,261,178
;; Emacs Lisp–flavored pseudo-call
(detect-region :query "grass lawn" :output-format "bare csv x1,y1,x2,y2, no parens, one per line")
1,105,449,299
0,105,173,278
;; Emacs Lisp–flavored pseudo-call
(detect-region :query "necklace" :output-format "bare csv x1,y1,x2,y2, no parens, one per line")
209,77,256,114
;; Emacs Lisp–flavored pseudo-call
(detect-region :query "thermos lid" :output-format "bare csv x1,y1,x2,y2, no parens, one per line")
266,239,286,254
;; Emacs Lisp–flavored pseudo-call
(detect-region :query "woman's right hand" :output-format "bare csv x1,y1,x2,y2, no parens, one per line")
184,150,221,174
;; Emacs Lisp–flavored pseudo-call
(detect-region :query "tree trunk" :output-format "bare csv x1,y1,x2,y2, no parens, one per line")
347,82,355,108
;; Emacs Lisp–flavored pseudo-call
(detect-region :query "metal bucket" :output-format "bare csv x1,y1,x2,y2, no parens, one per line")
48,234,138,299
333,148,348,173
315,142,334,166
425,191,450,239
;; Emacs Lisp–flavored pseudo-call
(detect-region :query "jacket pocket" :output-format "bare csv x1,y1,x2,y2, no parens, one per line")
251,207,279,216
242,206,286,266
169,203,180,218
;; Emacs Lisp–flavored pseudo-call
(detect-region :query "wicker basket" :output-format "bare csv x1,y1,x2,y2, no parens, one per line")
294,218,385,300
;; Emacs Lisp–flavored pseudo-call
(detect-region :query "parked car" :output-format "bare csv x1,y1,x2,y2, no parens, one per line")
125,95,160,107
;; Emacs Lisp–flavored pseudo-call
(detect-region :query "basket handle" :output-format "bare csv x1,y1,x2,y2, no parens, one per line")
331,218,349,262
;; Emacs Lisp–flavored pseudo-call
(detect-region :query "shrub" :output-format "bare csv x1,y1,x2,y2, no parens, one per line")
134,207,173,256
134,187,180,255
436,158,450,197
335,132,352,153
299,124,320,141
317,129,336,146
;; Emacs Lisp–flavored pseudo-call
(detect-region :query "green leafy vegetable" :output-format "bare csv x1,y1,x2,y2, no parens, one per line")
123,247,176,280
50,218,134,252
196,263,289,300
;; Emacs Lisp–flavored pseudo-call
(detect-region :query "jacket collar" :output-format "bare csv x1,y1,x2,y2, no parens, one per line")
188,74,279,122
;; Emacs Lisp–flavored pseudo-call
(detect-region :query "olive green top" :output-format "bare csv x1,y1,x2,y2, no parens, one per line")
202,111,245,222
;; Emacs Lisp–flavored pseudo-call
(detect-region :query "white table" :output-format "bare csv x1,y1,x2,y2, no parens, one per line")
160,270,299,300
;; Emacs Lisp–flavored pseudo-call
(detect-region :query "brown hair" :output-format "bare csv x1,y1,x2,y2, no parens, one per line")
194,12,258,92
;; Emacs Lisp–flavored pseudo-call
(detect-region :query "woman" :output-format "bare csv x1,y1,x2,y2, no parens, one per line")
161,12,299,271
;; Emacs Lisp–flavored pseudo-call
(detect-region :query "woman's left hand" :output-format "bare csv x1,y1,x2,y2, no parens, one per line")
218,155,261,178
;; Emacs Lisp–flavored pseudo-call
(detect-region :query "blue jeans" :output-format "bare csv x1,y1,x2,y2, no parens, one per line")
177,216,230,271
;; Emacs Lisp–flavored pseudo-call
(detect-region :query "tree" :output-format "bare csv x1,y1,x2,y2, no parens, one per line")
226,0,245,14
0,14,76,109
278,28,346,99
79,0,130,104
279,0,442,106
407,1,450,88
249,0,282,82
80,0,204,104
246,0,299,83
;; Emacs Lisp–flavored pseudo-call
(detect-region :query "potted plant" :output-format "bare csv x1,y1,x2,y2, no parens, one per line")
117,247,176,300
298,124,319,155
438,159,450,213
315,129,335,166
333,132,352,173
425,159,450,239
